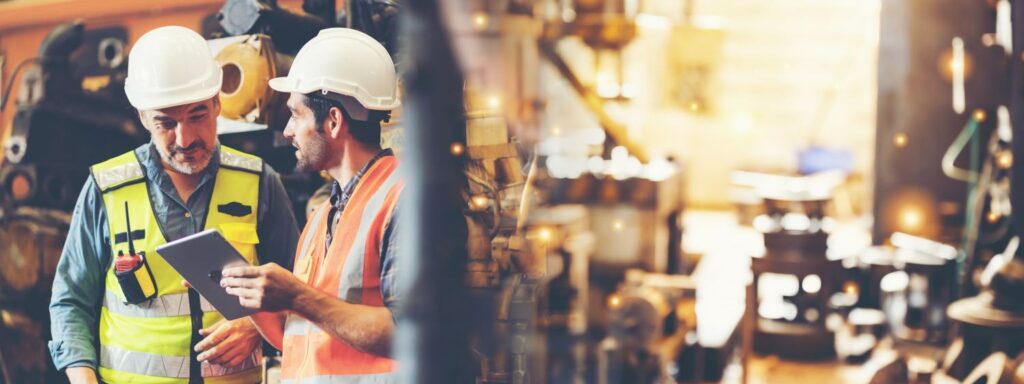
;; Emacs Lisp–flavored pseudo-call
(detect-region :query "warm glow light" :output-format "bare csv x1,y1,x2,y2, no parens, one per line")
450,142,465,156
987,211,1001,224
973,109,987,122
997,150,1013,169
893,133,908,148
472,12,489,30
689,102,700,112
612,220,624,232
899,206,923,232
608,295,622,309
471,195,489,209
843,281,859,296
950,57,963,72
487,95,501,109
537,227,554,243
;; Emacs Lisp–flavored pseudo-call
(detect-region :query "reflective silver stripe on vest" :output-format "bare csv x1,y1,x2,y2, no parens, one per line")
220,150,262,173
283,314,322,336
103,291,216,317
280,372,398,384
100,345,260,378
337,170,400,304
94,162,144,191
297,205,329,266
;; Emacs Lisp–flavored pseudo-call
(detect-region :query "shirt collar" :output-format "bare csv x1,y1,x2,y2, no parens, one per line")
329,148,394,210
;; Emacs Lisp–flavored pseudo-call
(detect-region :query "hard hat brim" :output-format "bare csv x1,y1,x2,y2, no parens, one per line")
268,76,298,94
268,76,400,111
127,82,222,111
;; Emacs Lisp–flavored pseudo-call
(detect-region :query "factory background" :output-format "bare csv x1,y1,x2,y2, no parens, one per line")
0,0,1022,383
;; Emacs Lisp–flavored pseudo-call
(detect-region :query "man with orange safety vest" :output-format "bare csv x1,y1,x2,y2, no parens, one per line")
218,28,404,383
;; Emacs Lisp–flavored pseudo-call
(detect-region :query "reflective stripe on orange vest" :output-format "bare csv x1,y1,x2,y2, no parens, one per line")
281,156,402,382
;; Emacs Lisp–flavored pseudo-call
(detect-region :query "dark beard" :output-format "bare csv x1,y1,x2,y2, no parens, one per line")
294,134,331,173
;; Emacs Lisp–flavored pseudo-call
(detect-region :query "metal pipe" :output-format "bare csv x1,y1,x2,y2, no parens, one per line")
538,41,649,163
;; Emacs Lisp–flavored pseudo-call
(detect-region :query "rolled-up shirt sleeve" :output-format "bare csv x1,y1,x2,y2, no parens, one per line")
255,164,299,271
48,178,110,371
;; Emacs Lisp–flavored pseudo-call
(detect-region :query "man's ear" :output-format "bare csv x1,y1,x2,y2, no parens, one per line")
326,106,347,139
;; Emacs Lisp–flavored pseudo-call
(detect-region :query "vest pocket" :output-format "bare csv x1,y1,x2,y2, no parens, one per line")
219,223,260,263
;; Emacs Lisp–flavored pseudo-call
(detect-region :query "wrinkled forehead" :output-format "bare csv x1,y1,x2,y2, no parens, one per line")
143,98,215,120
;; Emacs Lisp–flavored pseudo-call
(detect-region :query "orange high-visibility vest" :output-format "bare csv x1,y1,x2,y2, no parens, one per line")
280,155,403,383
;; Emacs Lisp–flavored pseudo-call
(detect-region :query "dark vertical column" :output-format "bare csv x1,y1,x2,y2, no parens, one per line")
1012,0,1024,241
395,1,474,383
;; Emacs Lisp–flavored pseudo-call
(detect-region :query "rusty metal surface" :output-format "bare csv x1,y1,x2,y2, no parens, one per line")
0,207,70,384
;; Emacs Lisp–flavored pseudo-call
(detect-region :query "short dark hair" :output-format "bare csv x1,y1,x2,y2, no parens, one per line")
303,93,389,147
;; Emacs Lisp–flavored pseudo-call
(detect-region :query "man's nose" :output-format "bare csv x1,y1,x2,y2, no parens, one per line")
176,126,197,148
282,120,295,139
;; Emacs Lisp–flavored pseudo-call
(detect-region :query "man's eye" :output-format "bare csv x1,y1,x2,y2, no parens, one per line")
190,114,208,123
156,121,177,130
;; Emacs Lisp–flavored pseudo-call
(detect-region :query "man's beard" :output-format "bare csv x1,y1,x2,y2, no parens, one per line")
158,140,214,175
294,132,332,173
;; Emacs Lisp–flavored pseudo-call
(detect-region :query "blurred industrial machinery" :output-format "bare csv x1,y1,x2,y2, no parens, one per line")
450,1,700,383
8,0,1024,383
740,174,845,360
1,21,144,211
0,19,143,384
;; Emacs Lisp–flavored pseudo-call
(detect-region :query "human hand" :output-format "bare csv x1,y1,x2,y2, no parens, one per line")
194,318,261,366
220,263,306,312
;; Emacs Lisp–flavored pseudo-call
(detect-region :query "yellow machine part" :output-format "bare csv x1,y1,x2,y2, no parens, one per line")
215,34,280,122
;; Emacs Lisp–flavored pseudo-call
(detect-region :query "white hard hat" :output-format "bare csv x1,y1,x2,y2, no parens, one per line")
269,28,400,111
124,26,222,110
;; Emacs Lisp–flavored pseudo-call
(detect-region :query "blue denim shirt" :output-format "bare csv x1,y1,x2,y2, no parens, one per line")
48,143,300,371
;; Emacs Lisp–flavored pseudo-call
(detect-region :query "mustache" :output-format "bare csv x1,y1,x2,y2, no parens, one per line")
168,141,207,155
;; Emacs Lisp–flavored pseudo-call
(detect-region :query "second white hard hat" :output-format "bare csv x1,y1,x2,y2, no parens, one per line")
124,26,222,111
269,28,400,111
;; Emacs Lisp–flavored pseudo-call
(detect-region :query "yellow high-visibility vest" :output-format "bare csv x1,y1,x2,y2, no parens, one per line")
91,146,264,384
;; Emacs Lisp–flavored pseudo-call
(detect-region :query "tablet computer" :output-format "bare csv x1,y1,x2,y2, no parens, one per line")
155,229,257,320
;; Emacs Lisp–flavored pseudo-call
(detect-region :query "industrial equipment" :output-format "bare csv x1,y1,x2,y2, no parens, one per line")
1,21,145,211
745,176,845,359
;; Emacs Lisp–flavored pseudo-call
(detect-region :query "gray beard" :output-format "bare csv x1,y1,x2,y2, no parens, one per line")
165,155,211,175
155,140,217,175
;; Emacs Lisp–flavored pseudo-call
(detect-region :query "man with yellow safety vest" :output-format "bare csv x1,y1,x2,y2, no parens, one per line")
48,26,299,384
218,28,404,383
